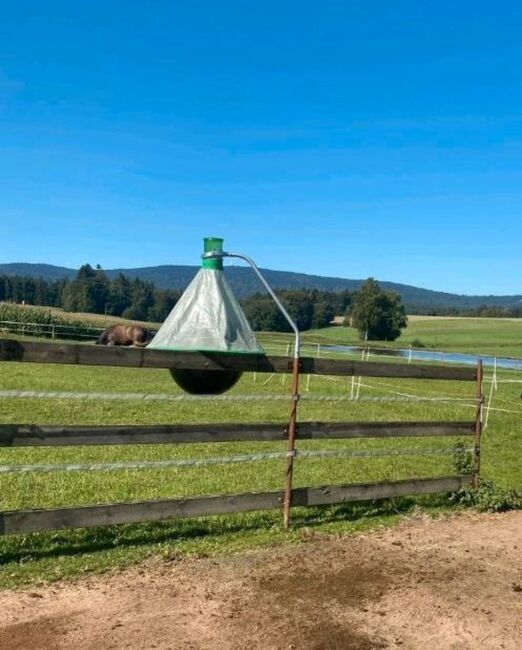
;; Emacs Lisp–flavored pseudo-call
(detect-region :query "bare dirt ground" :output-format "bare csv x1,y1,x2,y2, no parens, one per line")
1,511,521,650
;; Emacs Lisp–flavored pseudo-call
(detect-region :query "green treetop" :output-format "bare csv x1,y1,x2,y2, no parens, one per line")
349,278,408,341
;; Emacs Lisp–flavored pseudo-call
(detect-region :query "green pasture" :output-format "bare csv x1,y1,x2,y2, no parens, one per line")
0,342,520,588
300,317,522,358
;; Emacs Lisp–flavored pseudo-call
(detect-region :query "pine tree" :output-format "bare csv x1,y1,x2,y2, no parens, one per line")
91,266,110,313
122,279,155,320
106,274,132,316
63,264,96,312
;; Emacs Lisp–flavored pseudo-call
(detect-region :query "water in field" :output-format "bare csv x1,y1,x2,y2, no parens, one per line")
323,344,522,370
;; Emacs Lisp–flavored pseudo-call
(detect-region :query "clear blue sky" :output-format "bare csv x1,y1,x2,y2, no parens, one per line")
1,1,521,294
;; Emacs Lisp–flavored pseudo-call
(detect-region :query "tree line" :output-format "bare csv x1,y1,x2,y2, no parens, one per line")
242,281,408,340
0,265,182,322
0,267,352,329
404,304,522,317
459,305,522,318
0,266,354,330
0,267,411,339
242,289,353,331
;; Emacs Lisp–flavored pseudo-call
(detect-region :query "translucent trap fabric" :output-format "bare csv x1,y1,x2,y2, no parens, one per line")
147,268,264,354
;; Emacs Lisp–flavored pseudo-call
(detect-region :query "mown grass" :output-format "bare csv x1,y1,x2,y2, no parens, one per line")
301,317,522,358
0,342,521,588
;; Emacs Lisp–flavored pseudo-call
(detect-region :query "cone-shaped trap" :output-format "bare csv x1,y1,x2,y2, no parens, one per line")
147,237,264,394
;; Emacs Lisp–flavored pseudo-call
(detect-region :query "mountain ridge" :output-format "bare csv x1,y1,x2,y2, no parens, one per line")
1,262,521,310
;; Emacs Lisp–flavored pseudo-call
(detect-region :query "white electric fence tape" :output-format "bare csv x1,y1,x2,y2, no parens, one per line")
0,446,472,475
0,390,475,404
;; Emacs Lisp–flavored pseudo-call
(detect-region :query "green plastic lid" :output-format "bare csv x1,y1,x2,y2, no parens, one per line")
202,237,224,270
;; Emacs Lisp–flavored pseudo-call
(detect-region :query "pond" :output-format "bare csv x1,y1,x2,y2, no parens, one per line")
322,344,522,371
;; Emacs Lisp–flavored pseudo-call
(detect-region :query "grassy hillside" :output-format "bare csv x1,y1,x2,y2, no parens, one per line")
2,305,520,359
300,317,522,358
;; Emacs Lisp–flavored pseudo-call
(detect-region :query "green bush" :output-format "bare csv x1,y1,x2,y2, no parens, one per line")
453,442,474,475
450,479,521,512
451,443,521,512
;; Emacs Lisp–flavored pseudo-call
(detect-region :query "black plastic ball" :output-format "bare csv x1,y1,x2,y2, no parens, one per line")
170,369,242,395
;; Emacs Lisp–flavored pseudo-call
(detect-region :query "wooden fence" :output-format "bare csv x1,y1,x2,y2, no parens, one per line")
0,338,482,535
0,319,104,341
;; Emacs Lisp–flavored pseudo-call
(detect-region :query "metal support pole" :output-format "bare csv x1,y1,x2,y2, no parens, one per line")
202,248,301,531
473,360,483,488
283,354,300,530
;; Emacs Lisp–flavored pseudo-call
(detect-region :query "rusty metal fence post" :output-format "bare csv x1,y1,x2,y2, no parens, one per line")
283,356,300,531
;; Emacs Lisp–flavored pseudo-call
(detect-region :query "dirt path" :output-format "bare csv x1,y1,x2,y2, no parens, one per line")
1,511,521,650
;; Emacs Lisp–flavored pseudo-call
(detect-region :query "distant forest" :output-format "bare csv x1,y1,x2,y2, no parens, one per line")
0,266,352,330
0,265,182,322
2,262,522,313
1,266,521,329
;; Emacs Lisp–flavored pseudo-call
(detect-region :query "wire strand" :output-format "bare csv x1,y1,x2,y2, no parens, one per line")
0,389,476,404
0,446,470,475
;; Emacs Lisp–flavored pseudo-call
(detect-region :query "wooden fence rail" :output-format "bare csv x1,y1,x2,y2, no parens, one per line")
0,421,476,447
0,338,477,381
0,476,472,535
0,338,482,536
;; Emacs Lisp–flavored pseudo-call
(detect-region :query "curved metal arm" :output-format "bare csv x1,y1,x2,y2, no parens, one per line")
202,251,300,359
203,246,301,531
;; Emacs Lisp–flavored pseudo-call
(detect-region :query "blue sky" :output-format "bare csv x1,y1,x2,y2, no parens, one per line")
0,1,521,294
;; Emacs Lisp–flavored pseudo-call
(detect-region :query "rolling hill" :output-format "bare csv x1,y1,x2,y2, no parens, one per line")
0,262,521,311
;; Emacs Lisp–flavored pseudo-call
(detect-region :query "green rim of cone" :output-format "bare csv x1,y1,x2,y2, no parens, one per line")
149,346,264,355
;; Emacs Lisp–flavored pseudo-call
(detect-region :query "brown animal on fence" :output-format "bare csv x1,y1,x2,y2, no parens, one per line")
97,325,151,347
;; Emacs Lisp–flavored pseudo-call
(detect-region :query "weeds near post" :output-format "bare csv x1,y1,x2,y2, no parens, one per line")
451,442,521,511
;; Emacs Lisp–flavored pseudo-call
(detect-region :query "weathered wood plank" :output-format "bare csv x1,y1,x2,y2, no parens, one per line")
0,476,471,534
293,475,472,507
296,421,475,440
0,339,282,372
0,422,287,446
0,421,475,447
310,357,476,381
0,491,283,534
0,339,477,380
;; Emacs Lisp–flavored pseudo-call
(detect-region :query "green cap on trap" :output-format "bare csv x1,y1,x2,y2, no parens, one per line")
202,237,224,270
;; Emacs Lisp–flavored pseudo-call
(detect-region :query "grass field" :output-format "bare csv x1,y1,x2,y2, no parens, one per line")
0,318,521,588
0,303,162,329
301,317,522,358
